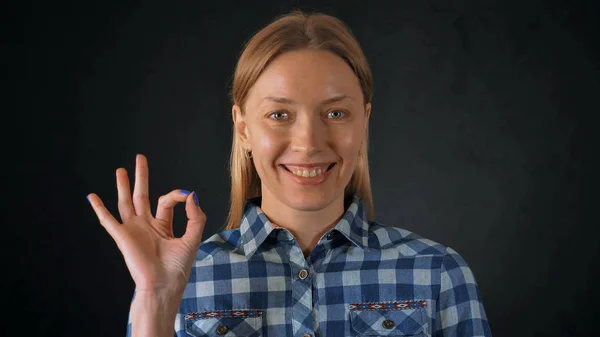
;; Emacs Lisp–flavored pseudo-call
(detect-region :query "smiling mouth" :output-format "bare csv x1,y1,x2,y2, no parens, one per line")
280,163,336,178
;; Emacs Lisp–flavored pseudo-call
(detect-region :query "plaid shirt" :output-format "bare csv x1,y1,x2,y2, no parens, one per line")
127,196,492,336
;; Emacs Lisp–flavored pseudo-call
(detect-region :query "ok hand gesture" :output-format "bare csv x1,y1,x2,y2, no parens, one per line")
87,154,206,294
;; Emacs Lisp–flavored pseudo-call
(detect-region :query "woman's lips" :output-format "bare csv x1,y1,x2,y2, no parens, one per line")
282,163,334,175
280,163,336,185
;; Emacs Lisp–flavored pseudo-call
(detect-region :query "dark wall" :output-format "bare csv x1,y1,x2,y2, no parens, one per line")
13,0,599,336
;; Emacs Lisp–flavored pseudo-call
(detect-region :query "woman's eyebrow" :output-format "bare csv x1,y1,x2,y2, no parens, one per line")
262,94,353,105
321,94,353,105
262,96,296,104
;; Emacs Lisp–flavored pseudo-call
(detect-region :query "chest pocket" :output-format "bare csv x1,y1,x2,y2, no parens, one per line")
184,310,263,337
349,301,429,336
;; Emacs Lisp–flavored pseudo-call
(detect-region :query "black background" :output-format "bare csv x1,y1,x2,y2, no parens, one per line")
11,0,599,336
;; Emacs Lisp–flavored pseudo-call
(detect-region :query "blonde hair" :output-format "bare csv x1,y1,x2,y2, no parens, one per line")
226,9,374,229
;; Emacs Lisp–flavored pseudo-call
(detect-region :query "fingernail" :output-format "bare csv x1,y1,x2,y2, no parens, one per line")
192,191,200,207
86,195,90,202
180,190,190,195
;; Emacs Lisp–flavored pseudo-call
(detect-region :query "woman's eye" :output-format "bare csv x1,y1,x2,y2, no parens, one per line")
327,110,346,119
269,111,288,120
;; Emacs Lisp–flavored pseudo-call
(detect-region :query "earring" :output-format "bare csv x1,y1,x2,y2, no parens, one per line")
244,149,253,159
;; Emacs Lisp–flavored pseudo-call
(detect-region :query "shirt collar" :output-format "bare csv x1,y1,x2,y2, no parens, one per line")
239,195,370,258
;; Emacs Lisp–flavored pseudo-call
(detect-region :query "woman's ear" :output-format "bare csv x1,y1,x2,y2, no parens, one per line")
232,104,251,147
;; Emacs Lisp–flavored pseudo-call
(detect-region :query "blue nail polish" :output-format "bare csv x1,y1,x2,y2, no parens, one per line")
180,190,190,195
192,191,200,207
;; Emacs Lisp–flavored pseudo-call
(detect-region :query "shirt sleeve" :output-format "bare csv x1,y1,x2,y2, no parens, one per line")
125,291,134,337
433,247,492,337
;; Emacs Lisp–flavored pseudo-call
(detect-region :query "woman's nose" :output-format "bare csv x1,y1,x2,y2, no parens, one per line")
290,116,326,155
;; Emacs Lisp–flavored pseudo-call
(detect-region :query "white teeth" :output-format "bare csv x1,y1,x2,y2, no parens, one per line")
285,165,329,178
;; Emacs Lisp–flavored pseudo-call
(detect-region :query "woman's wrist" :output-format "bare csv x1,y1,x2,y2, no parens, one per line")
130,288,183,337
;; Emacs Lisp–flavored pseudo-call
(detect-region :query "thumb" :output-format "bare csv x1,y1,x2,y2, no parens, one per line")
182,191,206,249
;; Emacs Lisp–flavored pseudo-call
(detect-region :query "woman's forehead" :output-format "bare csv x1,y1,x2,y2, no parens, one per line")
248,50,362,105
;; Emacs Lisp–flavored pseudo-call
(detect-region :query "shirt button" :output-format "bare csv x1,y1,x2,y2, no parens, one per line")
326,232,335,240
298,269,309,280
216,324,229,335
382,319,395,329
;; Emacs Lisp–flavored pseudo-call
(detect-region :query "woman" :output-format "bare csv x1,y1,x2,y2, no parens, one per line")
87,10,492,337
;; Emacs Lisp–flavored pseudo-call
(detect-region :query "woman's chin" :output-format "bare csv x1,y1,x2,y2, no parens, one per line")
283,192,341,212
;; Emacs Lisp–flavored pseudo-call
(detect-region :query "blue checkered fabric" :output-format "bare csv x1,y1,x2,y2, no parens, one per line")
349,305,427,335
126,196,492,336
184,310,263,337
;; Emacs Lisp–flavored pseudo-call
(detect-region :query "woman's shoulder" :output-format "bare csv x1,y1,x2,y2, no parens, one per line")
194,228,242,261
366,220,452,257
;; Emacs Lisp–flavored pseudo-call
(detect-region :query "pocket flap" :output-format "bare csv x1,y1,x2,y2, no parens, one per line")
185,310,263,337
349,301,428,336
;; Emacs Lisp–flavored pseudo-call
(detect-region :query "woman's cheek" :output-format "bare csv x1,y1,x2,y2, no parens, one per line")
334,129,362,157
254,129,285,163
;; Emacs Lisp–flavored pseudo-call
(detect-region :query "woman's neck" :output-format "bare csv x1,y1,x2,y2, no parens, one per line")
260,192,345,257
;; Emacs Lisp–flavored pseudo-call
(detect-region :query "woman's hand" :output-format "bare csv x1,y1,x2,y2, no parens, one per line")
87,154,206,294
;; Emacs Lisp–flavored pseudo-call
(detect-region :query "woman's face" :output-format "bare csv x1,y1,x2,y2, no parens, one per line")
233,49,370,213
